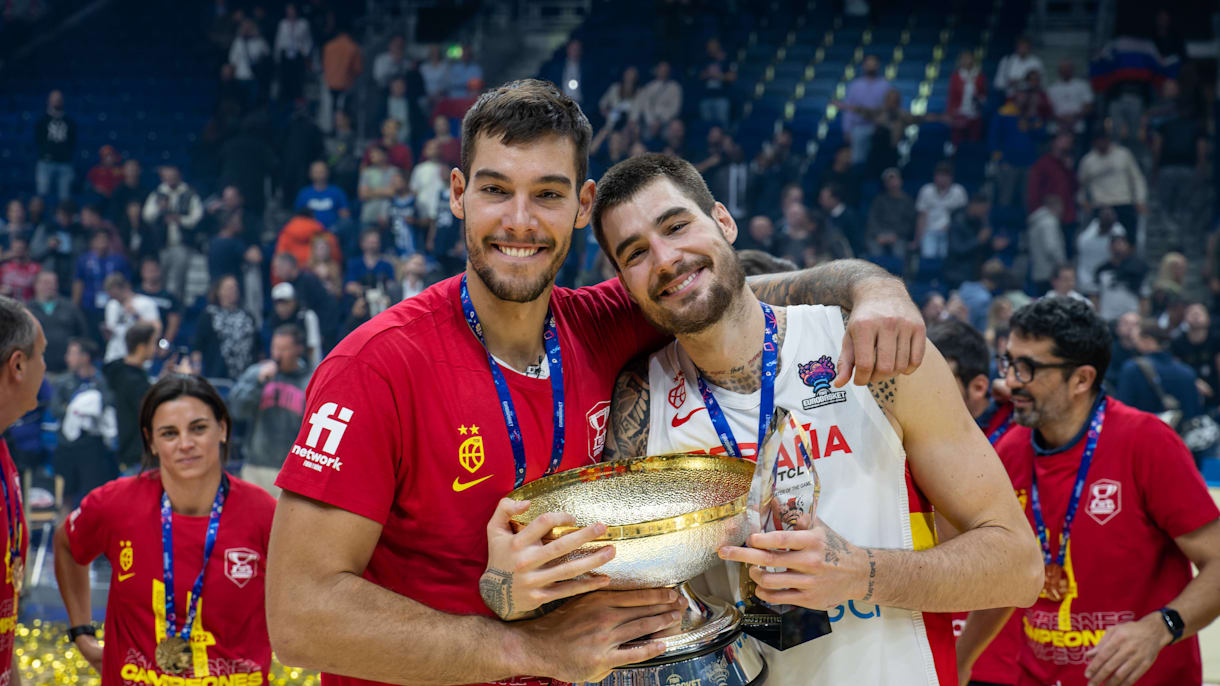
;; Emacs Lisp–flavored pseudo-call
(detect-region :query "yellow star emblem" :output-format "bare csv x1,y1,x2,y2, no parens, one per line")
458,425,468,435
469,425,479,434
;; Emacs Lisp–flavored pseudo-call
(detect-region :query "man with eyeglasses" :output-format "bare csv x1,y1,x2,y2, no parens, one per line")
958,297,1220,686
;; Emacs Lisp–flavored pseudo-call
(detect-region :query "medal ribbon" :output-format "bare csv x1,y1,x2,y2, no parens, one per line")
460,274,565,488
0,464,21,587
987,413,1013,445
1030,399,1106,568
161,474,229,641
696,303,778,460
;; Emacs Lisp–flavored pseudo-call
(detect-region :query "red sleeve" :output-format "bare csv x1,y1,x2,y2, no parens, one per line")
65,480,120,566
561,279,668,371
275,356,402,526
1133,417,1220,539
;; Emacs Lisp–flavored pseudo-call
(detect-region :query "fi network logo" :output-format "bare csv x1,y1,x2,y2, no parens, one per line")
305,402,354,454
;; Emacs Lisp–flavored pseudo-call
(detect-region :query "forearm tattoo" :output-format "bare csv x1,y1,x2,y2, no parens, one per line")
862,549,877,602
603,356,650,462
747,259,892,307
479,568,514,619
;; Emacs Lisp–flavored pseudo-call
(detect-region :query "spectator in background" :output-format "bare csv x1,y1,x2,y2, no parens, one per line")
229,323,313,495
141,165,203,299
1027,194,1067,293
1149,252,1188,321
279,100,324,211
307,233,344,298
109,160,147,225
384,77,411,144
359,147,399,229
557,39,585,104
387,173,423,256
34,89,77,202
1027,132,1078,238
638,61,682,134
409,139,447,221
30,200,77,290
29,270,87,374
270,252,332,349
1075,205,1124,297
920,291,946,324
117,200,146,258
1172,303,1219,414
600,66,641,125
398,252,431,300
363,118,413,177
1047,262,1089,302
915,161,968,261
1095,227,1148,321
295,161,350,230
428,115,462,170
265,282,321,368
85,145,123,205
373,34,410,91
192,274,260,380
707,138,750,225
1077,127,1146,235
840,55,892,165
1,200,31,256
1149,83,1208,237
818,181,864,257
203,184,257,245
777,203,851,267
208,213,247,281
79,204,125,259
446,44,483,98
51,337,116,507
737,215,778,254
418,44,449,103
1046,60,1093,135
988,85,1047,208
324,110,361,197
102,321,155,471
219,117,278,214
274,2,312,102
816,145,859,211
135,257,181,349
344,229,395,297
945,193,997,290
0,238,38,301
322,26,363,122
73,230,131,334
229,18,271,106
101,273,159,363
867,167,915,268
1117,319,1201,427
993,34,1043,94
698,38,736,124
276,208,335,270
957,258,1008,333
947,50,986,144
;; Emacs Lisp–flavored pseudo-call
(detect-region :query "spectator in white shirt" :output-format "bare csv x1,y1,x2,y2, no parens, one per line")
993,35,1044,94
1046,60,1093,135
638,61,683,134
229,19,271,106
1075,205,1125,296
101,273,160,363
409,139,446,220
915,161,968,259
1027,194,1067,291
274,3,312,102
1046,263,1091,304
599,66,641,125
418,44,449,102
1077,127,1146,234
373,34,410,91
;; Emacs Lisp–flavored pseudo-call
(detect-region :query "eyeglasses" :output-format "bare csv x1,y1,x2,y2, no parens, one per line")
996,353,1079,384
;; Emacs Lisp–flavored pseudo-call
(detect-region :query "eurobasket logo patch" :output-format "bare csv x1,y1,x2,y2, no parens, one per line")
798,355,847,410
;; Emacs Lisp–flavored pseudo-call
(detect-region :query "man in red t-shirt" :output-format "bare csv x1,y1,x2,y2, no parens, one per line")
266,80,928,686
0,297,44,685
960,297,1220,686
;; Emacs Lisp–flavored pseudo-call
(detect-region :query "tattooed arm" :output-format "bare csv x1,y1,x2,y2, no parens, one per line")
601,355,651,462
747,259,925,386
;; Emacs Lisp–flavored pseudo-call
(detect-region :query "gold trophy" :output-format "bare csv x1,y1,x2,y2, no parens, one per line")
508,454,768,686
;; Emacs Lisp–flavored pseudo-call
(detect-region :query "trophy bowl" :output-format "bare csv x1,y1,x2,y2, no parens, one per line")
507,454,753,590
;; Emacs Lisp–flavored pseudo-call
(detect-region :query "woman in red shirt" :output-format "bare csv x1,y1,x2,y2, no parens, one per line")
53,375,276,684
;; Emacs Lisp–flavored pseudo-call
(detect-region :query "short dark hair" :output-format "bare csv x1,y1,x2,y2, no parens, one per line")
139,374,232,470
1009,296,1111,390
273,323,305,347
0,295,36,367
821,181,844,203
460,79,593,186
67,336,99,362
590,153,716,265
737,249,798,276
125,321,158,353
1138,318,1169,347
927,318,989,386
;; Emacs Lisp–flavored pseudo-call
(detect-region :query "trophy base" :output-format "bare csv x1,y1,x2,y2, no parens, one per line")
591,629,767,686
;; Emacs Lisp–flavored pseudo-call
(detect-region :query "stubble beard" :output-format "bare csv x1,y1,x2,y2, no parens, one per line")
640,245,746,336
466,229,571,304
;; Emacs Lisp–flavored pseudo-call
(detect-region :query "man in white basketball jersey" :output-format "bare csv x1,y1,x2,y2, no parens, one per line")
587,154,1044,685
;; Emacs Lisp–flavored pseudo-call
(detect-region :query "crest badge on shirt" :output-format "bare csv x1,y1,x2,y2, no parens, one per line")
667,372,687,409
224,547,259,588
1085,479,1121,525
586,401,611,461
798,355,848,410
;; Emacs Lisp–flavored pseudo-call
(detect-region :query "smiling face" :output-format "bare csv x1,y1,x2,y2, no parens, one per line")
147,396,226,483
451,132,593,303
599,177,744,335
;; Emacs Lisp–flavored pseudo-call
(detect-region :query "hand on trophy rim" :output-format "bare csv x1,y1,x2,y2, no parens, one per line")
481,497,616,620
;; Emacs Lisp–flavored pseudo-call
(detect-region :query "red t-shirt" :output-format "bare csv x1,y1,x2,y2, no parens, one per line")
995,396,1218,686
65,473,277,686
0,442,27,686
276,276,664,686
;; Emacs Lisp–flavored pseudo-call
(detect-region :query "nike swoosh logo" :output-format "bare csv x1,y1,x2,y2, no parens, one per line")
452,474,494,492
671,407,707,428
117,572,135,582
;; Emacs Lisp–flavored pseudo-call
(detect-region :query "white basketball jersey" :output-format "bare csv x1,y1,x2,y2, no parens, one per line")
645,305,955,686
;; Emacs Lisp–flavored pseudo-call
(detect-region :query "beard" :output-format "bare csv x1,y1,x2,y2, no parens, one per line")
1010,387,1068,429
638,243,746,335
465,225,571,304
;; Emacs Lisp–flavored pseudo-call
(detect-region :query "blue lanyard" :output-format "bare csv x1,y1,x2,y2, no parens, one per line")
987,413,1013,445
459,275,565,488
161,474,229,641
696,303,778,459
1030,399,1106,567
0,464,20,576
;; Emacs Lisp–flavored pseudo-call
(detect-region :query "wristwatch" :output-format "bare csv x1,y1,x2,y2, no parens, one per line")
66,624,96,641
1159,607,1184,644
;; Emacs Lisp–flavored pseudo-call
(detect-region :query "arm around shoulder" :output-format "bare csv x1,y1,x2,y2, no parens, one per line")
602,355,651,462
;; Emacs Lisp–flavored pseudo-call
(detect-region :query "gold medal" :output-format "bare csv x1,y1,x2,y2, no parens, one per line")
1043,562,1069,602
10,557,22,595
154,636,192,674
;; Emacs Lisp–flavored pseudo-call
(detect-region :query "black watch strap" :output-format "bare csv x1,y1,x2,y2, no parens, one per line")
66,624,96,641
1159,607,1184,643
